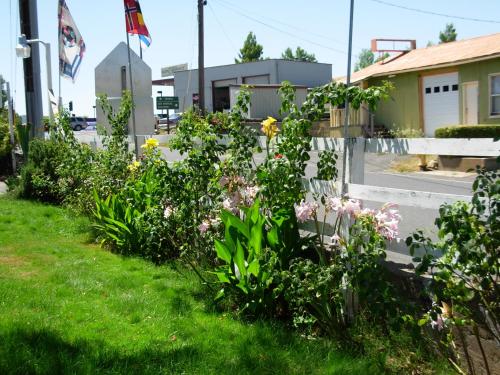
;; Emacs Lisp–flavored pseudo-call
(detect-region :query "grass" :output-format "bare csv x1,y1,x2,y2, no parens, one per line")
0,197,385,375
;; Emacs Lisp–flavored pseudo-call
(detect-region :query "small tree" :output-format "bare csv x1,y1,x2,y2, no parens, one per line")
439,23,457,44
282,46,317,62
235,32,263,64
354,49,374,72
0,75,7,110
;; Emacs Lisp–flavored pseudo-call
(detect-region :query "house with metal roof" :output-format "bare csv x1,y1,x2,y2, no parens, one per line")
339,33,500,136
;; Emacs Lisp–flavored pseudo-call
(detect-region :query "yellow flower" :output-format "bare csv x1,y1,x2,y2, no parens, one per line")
141,138,159,149
261,116,278,139
128,160,140,172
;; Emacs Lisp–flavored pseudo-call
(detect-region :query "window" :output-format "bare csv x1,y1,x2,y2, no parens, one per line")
490,74,500,116
425,87,431,94
434,86,440,93
443,85,449,92
452,84,459,91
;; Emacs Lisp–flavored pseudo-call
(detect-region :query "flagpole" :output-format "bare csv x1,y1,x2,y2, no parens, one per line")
57,0,62,111
126,31,139,156
139,36,143,59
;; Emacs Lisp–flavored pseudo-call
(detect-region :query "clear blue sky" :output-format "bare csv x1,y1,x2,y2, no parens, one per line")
1,0,499,117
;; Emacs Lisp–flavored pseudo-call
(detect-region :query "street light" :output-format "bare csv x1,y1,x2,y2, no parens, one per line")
16,34,54,125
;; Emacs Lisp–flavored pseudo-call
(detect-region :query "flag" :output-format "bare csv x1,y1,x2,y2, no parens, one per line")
58,0,85,82
124,0,152,49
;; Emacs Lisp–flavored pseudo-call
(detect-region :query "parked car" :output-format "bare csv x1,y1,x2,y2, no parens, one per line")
158,113,183,129
70,117,88,131
85,117,97,130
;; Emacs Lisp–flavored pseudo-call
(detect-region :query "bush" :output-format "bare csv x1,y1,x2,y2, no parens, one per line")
435,124,500,138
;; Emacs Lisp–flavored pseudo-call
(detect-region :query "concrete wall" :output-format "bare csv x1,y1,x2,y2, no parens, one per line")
229,85,308,119
95,42,155,136
459,57,500,124
175,59,331,112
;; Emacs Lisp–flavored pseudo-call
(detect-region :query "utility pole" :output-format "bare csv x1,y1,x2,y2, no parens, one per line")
198,0,206,114
19,0,43,139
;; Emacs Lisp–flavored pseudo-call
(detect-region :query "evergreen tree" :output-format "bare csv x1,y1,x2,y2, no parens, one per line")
235,32,263,63
439,23,457,44
281,46,317,62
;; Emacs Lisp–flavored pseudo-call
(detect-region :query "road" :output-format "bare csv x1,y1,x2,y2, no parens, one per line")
76,131,476,263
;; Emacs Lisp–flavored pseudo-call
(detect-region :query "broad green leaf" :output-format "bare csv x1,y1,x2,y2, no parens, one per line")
234,239,247,278
215,239,232,263
247,259,260,277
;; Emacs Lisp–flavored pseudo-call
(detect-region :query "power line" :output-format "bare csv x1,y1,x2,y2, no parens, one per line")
207,1,237,52
215,0,355,49
369,0,500,24
211,0,347,55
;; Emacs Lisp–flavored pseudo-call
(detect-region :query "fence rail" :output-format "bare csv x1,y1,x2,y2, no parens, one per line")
77,132,498,262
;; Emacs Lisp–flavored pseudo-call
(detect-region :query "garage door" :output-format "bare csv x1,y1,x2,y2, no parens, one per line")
422,72,459,137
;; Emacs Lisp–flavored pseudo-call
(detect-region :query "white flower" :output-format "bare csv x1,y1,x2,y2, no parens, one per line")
294,200,319,223
222,198,233,211
325,196,344,213
344,199,362,217
198,220,211,234
243,185,260,206
163,205,174,219
374,203,401,241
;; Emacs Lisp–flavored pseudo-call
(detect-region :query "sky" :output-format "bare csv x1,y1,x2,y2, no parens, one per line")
1,0,499,117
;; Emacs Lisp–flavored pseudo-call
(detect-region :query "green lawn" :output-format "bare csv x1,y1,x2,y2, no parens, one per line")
0,197,384,375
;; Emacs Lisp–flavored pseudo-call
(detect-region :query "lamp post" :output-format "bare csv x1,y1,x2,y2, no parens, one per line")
16,34,54,125
157,90,163,117
93,105,96,118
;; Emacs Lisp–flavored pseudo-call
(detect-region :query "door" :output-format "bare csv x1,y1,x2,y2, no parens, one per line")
462,81,479,125
422,72,459,137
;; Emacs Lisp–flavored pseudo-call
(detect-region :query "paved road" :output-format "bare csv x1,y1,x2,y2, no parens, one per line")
77,132,475,263
160,147,475,262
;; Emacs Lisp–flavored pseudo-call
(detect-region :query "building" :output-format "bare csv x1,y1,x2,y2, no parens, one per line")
171,59,332,115
95,42,155,136
339,33,500,136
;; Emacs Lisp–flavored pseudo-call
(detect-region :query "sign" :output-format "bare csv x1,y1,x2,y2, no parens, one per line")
192,93,199,105
161,63,188,78
157,96,179,110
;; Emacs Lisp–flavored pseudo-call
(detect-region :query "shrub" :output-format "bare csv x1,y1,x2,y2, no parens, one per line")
407,165,499,374
435,124,500,138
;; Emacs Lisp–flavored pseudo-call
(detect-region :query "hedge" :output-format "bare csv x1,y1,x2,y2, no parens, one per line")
435,125,500,138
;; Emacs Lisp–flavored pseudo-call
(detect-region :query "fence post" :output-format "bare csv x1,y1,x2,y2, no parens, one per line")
342,137,365,322
345,137,365,186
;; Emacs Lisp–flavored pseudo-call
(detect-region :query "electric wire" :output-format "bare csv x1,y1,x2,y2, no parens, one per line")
215,0,356,49
369,0,500,24
211,0,347,55
207,1,237,52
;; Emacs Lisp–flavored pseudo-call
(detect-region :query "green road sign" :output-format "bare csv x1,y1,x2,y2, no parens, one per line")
157,96,179,110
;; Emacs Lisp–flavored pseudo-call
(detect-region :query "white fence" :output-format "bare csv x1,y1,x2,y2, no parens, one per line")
76,132,499,265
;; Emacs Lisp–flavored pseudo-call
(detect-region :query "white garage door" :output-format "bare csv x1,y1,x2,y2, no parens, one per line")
422,72,459,137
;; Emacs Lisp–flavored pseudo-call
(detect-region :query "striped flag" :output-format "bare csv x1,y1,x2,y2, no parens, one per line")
58,0,85,82
124,0,152,49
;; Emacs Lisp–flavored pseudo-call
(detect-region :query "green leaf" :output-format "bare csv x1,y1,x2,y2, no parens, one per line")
214,288,225,301
417,318,428,327
234,239,247,278
215,239,232,263
247,259,260,277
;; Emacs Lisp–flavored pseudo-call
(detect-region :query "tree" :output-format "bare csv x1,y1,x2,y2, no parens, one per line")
0,75,6,110
439,23,457,44
354,49,374,72
281,46,317,62
235,32,263,64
